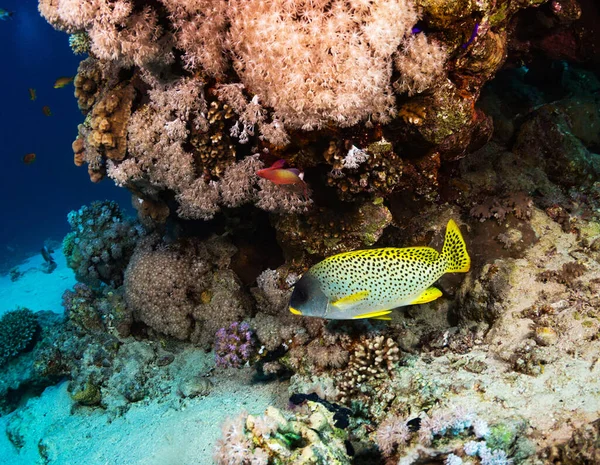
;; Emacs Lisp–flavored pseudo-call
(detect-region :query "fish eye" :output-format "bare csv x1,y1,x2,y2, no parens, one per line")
292,286,309,304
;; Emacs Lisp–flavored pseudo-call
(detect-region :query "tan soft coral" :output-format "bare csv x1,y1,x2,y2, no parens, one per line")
160,0,228,77
124,235,249,346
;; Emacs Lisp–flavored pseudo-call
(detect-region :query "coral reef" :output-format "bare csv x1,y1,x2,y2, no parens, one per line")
20,1,600,463
63,201,143,288
37,0,551,260
214,401,351,465
0,308,38,367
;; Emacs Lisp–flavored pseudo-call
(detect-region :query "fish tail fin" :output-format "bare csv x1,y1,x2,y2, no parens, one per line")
441,219,471,273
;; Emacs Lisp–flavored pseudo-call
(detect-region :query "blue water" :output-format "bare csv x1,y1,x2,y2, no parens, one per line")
0,0,130,268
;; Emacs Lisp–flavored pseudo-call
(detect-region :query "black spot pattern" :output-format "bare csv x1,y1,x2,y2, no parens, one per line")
310,220,470,314
441,220,471,272
312,246,446,310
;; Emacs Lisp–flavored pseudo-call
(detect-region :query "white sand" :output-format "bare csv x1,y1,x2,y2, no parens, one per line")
0,251,285,465
0,250,75,316
0,372,287,465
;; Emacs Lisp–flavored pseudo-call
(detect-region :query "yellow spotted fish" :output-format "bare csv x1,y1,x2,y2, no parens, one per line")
289,219,470,320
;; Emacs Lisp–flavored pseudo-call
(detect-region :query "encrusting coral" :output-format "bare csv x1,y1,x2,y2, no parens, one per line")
375,406,515,465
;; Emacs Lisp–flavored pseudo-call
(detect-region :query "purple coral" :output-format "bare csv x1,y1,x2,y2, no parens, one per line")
215,322,255,368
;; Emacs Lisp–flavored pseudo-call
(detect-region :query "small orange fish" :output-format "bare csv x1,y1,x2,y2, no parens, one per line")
256,159,308,198
54,76,74,89
23,153,36,165
28,88,36,101
42,106,52,116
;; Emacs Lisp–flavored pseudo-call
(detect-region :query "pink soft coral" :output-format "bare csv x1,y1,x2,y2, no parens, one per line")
376,415,412,456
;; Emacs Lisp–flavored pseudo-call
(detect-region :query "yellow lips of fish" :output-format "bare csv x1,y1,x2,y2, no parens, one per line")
288,219,470,320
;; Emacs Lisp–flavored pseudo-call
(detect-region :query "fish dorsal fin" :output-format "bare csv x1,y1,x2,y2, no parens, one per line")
352,309,392,320
331,290,369,310
269,159,287,170
410,286,443,305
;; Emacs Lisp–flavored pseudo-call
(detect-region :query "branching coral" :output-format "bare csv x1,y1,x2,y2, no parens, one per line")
337,335,400,404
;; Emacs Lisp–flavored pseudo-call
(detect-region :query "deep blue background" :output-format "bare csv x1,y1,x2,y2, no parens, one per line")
0,0,131,267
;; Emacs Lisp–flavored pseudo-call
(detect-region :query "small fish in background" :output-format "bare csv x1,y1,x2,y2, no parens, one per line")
40,245,57,274
54,76,74,88
22,153,36,165
28,88,36,101
0,8,13,20
42,105,52,116
256,159,309,198
289,219,471,320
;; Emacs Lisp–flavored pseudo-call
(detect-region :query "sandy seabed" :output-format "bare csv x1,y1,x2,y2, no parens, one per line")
0,252,286,465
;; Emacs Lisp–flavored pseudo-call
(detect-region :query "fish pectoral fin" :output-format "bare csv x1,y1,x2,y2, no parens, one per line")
352,309,392,320
331,290,370,310
410,287,443,305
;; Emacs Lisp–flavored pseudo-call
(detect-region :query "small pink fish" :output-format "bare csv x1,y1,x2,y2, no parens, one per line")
256,159,308,198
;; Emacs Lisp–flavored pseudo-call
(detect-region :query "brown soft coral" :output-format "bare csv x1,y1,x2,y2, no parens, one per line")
325,138,404,201
189,99,237,180
88,83,135,162
74,58,103,112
